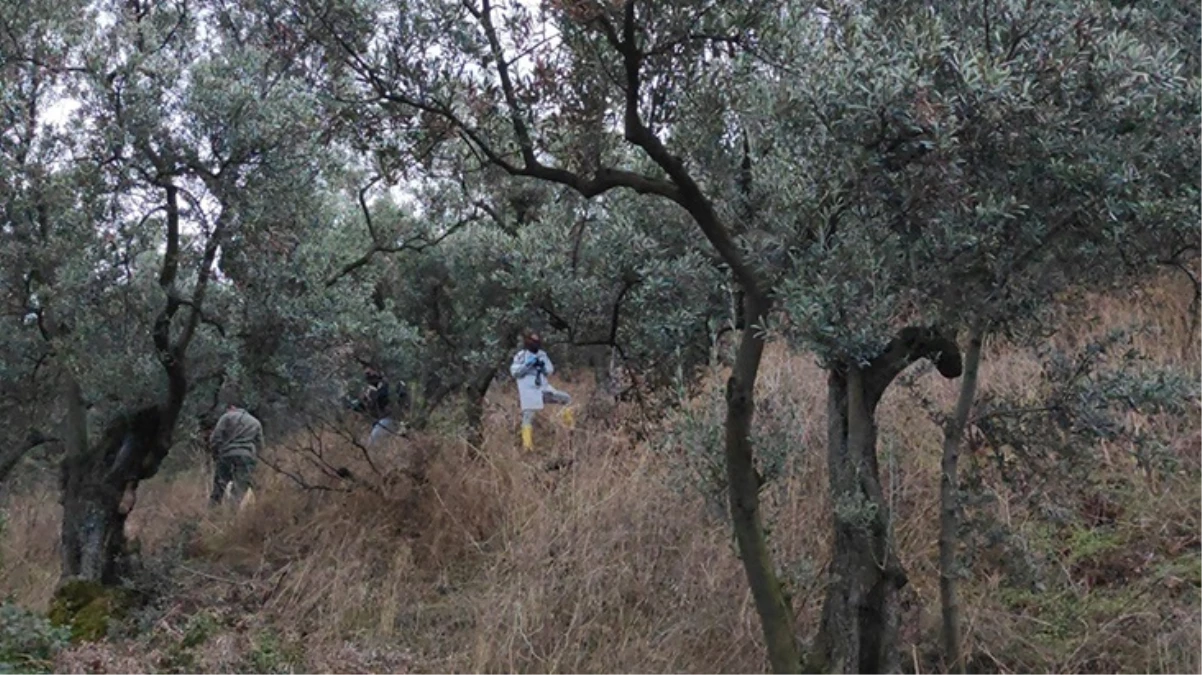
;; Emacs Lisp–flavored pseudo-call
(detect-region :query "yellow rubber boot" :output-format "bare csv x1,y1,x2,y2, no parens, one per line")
560,407,575,429
521,423,534,451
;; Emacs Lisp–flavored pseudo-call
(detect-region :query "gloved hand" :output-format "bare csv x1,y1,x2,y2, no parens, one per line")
525,355,540,367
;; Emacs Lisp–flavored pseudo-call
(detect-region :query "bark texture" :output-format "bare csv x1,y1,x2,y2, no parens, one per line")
940,327,983,673
813,327,962,674
464,364,497,451
59,405,169,583
59,180,197,586
725,292,800,673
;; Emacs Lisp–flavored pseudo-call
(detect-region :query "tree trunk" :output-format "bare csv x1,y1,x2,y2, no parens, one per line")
57,181,196,586
465,364,496,451
58,403,168,585
59,460,131,584
940,327,984,674
813,367,906,674
813,327,963,674
725,293,800,673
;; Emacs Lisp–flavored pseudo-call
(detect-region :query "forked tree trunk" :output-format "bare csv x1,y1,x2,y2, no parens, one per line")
58,182,197,586
814,367,907,674
58,377,172,584
939,327,984,673
813,327,963,674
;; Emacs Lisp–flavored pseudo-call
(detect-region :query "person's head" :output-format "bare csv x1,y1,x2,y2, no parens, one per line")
364,367,382,385
523,330,542,354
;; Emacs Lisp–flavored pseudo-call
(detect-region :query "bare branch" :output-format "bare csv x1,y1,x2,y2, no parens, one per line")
0,430,60,487
317,0,680,202
324,210,481,287
257,452,351,493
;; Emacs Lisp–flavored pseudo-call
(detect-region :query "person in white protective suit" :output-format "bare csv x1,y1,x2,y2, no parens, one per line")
509,330,573,450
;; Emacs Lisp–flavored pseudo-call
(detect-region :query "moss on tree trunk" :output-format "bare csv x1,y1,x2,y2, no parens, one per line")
48,580,135,643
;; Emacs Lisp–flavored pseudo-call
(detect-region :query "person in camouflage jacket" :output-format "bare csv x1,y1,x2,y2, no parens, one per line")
208,404,264,506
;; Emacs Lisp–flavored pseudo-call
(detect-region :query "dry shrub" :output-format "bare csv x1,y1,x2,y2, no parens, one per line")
0,274,1196,673
0,492,61,611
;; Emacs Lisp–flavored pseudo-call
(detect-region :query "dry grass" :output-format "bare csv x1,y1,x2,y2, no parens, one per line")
1,274,1198,673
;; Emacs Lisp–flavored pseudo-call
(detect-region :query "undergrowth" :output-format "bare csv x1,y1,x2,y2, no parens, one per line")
0,276,1197,673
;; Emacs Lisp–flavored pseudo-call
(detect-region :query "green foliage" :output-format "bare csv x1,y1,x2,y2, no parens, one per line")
245,629,304,674
975,326,1197,482
656,373,803,521
997,585,1139,642
47,581,132,643
744,0,1198,361
0,3,1194,672
950,325,1198,598
0,602,71,673
154,610,219,674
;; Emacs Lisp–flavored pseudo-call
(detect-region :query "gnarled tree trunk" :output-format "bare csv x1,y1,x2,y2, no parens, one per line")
59,400,170,584
59,462,134,584
813,327,963,674
59,180,195,585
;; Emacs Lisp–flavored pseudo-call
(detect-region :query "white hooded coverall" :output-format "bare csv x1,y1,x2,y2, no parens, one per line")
510,348,571,425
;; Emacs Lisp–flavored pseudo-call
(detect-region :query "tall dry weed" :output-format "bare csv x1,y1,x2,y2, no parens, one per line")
0,274,1195,673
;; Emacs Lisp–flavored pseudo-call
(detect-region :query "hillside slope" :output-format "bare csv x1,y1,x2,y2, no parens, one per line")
1,277,1198,674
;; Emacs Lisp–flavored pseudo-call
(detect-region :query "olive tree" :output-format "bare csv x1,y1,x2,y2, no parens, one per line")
299,0,814,667
0,0,94,490
282,0,1198,669
757,0,1197,669
0,0,334,584
359,176,727,446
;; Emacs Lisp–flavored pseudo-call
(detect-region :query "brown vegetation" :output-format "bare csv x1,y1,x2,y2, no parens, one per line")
1,276,1198,673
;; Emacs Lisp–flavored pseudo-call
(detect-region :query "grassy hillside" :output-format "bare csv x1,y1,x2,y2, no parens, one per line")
1,276,1198,673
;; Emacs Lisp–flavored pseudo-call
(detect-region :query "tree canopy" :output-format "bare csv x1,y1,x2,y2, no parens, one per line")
0,0,1196,671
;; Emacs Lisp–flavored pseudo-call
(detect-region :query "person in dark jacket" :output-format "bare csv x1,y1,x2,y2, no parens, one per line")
361,367,401,446
208,404,264,506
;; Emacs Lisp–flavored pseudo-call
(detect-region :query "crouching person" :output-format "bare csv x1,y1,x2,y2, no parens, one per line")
510,331,573,451
208,404,264,506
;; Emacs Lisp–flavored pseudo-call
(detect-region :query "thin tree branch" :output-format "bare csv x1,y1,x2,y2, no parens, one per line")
0,430,60,486
596,0,767,301
324,211,480,287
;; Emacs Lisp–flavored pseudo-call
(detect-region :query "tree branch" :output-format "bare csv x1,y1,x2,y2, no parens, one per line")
324,210,480,287
319,0,678,201
463,0,681,201
598,0,767,301
175,208,228,353
0,430,60,487
150,183,188,434
864,326,963,409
